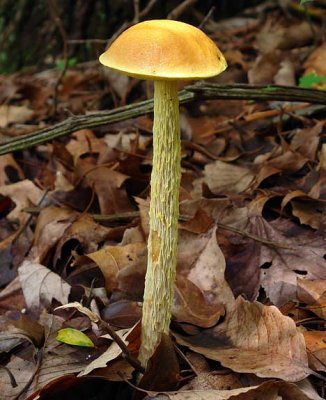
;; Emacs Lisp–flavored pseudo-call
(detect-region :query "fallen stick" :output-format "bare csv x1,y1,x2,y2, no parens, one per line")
1,83,325,156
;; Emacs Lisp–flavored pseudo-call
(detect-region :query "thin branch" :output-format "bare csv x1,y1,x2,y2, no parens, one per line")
97,319,145,374
67,39,107,44
23,208,294,250
0,365,17,388
107,0,159,47
13,350,43,400
217,223,294,250
167,0,199,19
198,6,216,30
139,0,159,18
187,82,326,104
1,84,326,156
47,0,69,113
133,0,140,23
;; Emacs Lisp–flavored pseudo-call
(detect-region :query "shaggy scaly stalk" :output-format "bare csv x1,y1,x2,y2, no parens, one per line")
139,80,181,368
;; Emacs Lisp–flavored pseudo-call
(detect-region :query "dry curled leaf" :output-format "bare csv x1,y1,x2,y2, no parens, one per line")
304,331,326,372
18,260,71,311
175,297,310,382
144,380,322,400
192,161,255,198
0,179,44,223
78,323,140,377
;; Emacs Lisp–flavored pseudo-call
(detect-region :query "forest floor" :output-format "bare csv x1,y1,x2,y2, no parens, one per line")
0,1,325,399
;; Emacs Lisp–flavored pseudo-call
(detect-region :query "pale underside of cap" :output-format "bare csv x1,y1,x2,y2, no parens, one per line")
99,20,227,81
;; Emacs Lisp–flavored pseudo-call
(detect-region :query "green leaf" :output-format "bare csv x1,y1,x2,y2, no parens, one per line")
55,57,78,70
299,72,326,88
56,328,95,347
300,0,313,4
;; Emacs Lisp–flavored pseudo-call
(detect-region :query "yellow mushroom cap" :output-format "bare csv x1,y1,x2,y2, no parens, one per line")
99,20,227,81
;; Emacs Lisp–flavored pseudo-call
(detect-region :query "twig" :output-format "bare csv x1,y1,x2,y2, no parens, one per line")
47,0,69,113
1,84,326,156
98,319,145,374
167,0,199,20
198,6,216,30
0,365,17,388
67,39,107,44
13,350,43,400
56,302,144,373
23,207,140,223
217,223,294,250
133,0,140,23
107,0,159,47
139,0,159,18
22,207,294,250
187,82,326,104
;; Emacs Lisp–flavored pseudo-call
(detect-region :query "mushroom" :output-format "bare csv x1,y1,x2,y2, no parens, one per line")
99,19,227,368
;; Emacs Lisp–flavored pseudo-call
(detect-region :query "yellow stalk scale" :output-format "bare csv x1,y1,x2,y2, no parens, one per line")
139,80,181,366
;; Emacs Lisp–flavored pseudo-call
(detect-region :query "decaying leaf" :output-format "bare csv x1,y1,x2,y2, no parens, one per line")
175,297,310,382
304,43,326,77
0,104,34,128
252,218,326,306
0,154,24,186
87,241,146,293
18,260,71,310
174,276,225,328
176,227,235,328
184,227,235,312
53,214,113,264
78,323,140,376
182,353,242,391
297,278,326,319
224,200,326,307
192,161,255,198
0,355,35,400
0,180,44,222
29,206,78,262
304,331,326,372
144,380,322,400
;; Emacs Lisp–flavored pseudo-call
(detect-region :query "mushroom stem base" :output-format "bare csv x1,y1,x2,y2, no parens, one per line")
139,80,181,368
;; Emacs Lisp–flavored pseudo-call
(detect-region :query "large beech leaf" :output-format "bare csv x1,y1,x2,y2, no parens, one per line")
175,297,310,382
225,214,326,306
175,227,235,325
192,161,255,198
251,218,326,306
18,260,71,310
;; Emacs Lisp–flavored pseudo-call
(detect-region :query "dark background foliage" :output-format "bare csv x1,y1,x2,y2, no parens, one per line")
0,0,262,73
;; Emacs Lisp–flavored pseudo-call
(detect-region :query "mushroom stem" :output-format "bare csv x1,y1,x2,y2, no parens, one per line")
139,80,181,368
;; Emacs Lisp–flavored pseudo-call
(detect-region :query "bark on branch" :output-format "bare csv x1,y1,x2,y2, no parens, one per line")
1,83,325,156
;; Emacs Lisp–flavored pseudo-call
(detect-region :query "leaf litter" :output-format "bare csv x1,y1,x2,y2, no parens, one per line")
0,1,326,399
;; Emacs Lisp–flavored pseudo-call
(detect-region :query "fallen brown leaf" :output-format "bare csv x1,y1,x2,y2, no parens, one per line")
53,214,113,265
0,154,24,186
18,260,71,311
78,323,139,377
144,380,322,400
0,104,34,128
297,277,326,322
87,241,146,294
174,276,225,328
192,161,255,198
29,206,78,262
0,179,44,223
175,296,310,382
304,43,326,76
304,331,326,372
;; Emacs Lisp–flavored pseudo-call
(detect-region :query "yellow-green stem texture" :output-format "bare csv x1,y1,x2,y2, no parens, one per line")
139,80,181,368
